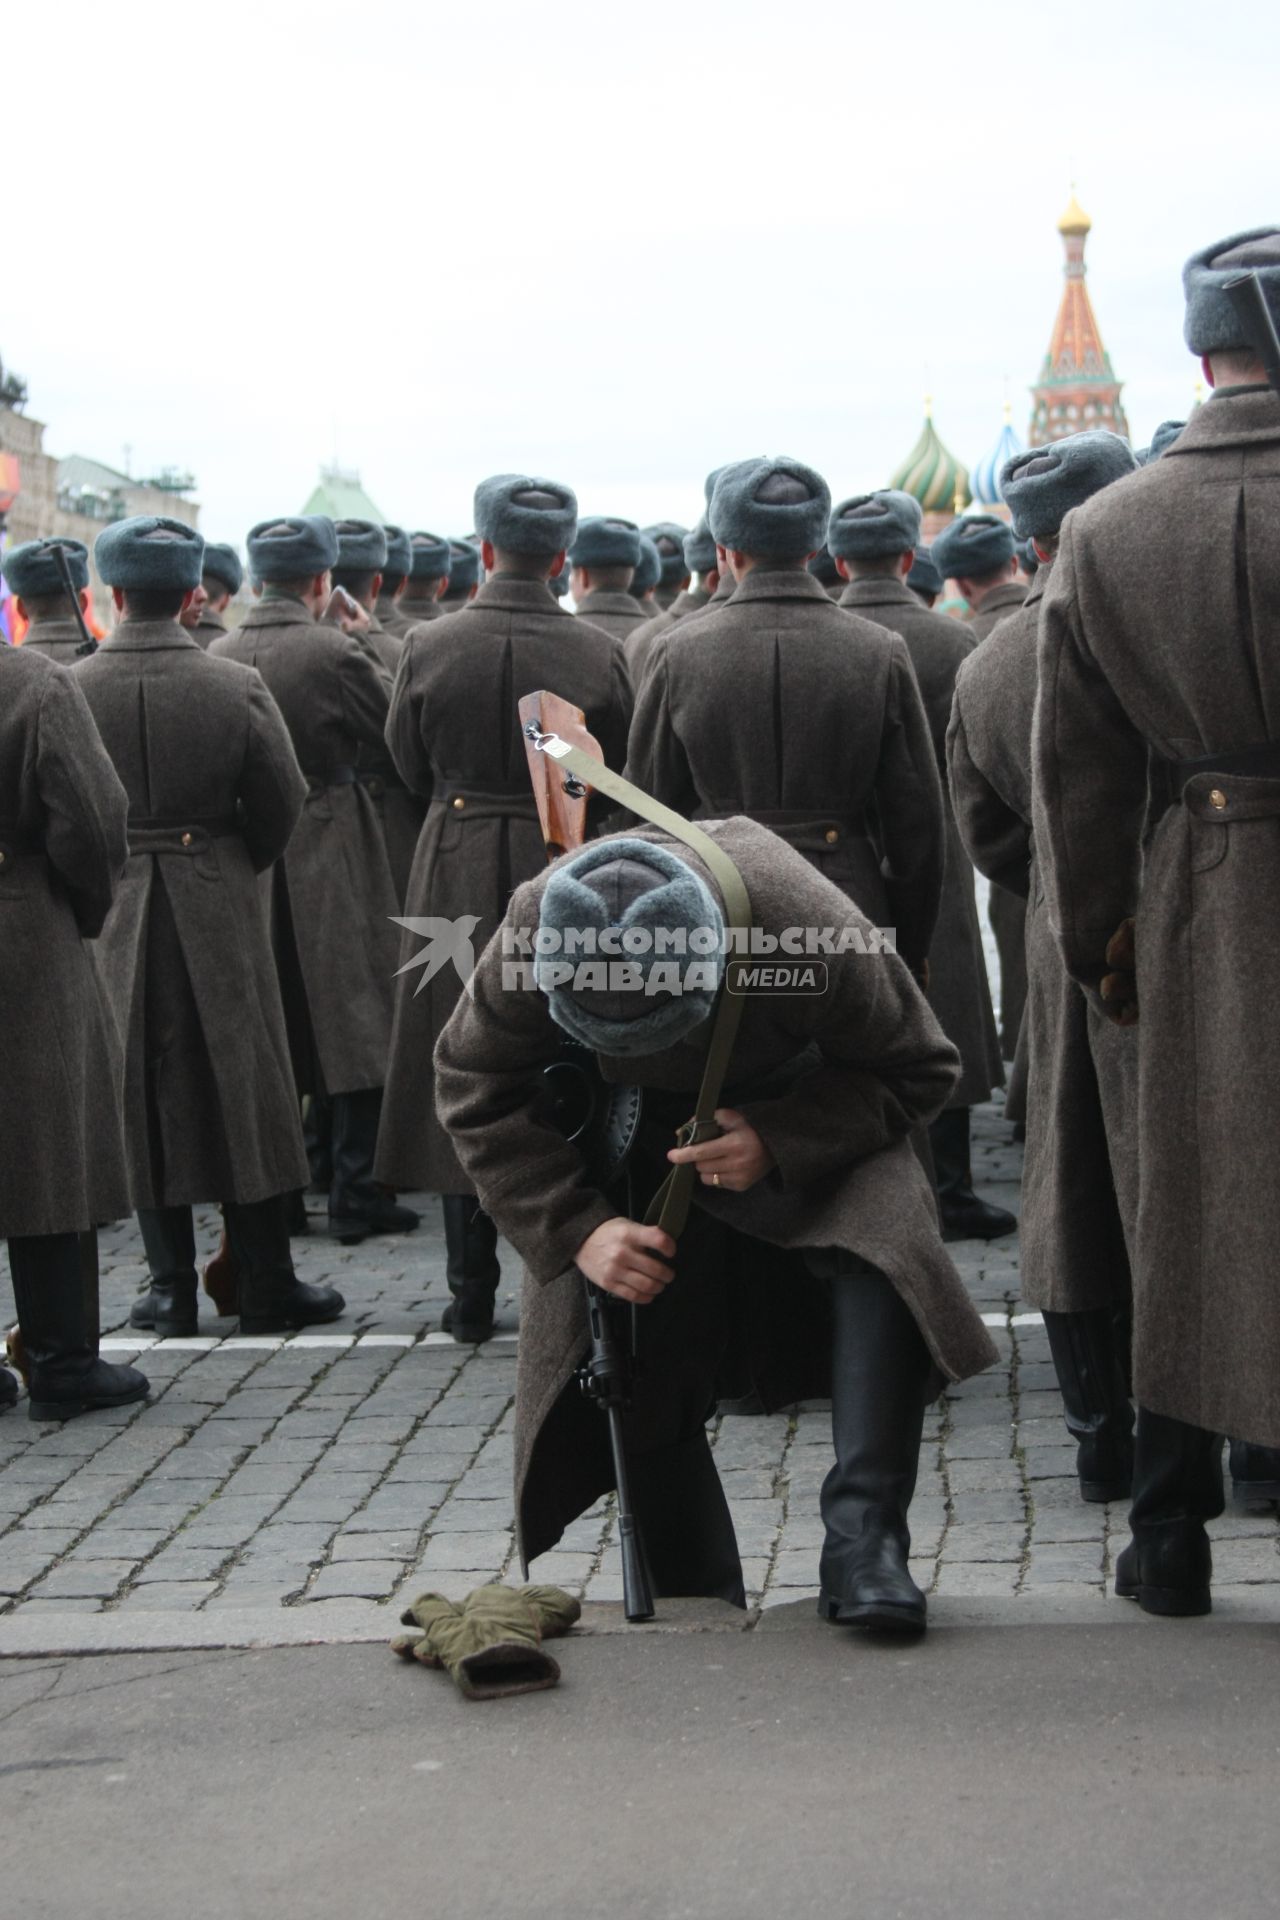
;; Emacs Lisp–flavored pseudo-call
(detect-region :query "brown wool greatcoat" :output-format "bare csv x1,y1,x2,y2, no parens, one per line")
627,569,944,975
966,579,1027,643
0,648,132,1237
572,588,649,643
16,615,90,667
625,577,729,690
350,616,426,906
375,599,417,641
191,609,228,652
1032,386,1280,1445
76,621,309,1209
948,573,1137,1314
210,595,400,1096
435,818,999,1563
375,576,634,1194
839,575,1002,1106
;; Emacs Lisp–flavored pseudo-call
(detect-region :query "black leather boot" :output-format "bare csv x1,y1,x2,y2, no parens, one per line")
0,1364,17,1412
1114,1407,1224,1616
303,1090,333,1195
629,1431,746,1607
819,1259,932,1633
1228,1439,1280,1506
930,1107,1018,1242
441,1195,500,1343
328,1090,420,1244
132,1206,200,1335
225,1195,346,1335
8,1233,149,1422
1042,1308,1135,1502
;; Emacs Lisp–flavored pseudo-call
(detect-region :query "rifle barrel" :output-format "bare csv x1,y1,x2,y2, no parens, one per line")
1224,271,1280,399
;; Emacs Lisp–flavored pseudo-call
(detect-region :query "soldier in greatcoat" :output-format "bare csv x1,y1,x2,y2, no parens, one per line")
329,518,425,903
624,517,721,686
374,526,416,639
78,516,344,1337
907,545,943,608
210,515,415,1244
829,489,1010,1241
435,818,998,1628
390,530,451,630
627,457,944,990
1031,229,1280,1614
1,538,94,664
569,516,649,642
183,542,242,649
375,475,633,1342
933,512,1029,1071
0,644,149,1420
642,521,690,611
436,539,481,612
948,431,1140,1504
630,533,665,622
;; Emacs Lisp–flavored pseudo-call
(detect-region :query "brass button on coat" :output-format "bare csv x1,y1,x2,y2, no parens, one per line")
1209,788,1228,811
825,828,839,844
452,796,466,810
181,831,193,847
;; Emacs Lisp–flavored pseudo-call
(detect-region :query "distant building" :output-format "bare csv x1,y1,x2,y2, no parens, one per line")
1029,192,1129,445
889,398,971,540
0,368,199,624
970,404,1024,519
301,464,385,522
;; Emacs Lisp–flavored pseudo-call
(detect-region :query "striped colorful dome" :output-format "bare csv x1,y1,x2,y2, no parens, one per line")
890,401,971,513
971,408,1025,506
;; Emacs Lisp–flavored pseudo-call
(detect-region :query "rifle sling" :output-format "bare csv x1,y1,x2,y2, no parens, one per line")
539,741,752,1244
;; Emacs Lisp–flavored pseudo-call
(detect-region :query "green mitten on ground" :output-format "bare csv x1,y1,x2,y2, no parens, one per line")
391,1583,581,1700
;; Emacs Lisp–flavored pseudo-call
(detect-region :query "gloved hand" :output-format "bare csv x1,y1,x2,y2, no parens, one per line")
392,1583,581,1700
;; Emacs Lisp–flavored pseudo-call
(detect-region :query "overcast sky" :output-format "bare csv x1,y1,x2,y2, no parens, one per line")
5,0,1277,548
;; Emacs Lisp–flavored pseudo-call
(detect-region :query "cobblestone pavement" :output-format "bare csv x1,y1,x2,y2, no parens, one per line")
2,1096,1278,1651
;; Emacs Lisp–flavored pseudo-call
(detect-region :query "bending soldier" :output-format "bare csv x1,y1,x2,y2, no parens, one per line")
435,818,999,1628
79,515,344,1337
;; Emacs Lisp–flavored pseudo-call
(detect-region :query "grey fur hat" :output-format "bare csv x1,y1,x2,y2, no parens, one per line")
930,512,1015,582
569,516,642,570
683,518,717,574
1,537,90,599
709,456,831,559
907,545,943,597
444,540,481,593
1015,537,1040,578
247,514,338,582
828,489,923,562
473,474,577,556
807,547,840,587
201,542,243,596
96,515,204,592
381,525,413,580
1001,430,1138,542
536,837,726,1057
1183,228,1280,355
632,533,663,595
644,522,689,589
334,518,388,572
1149,419,1186,461
409,531,452,580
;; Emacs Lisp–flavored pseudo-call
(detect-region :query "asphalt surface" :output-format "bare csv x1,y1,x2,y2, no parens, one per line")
3,1604,1275,1920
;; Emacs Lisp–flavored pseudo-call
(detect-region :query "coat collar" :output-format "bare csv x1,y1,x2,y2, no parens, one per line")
1165,386,1280,455
973,581,1026,616
24,614,85,643
837,576,918,614
98,617,201,654
725,568,831,606
1023,567,1048,609
196,609,228,636
241,593,314,630
576,588,643,618
471,576,566,615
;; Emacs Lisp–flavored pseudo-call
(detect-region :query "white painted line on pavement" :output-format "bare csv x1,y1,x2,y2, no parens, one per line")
356,1334,417,1347
1010,1312,1045,1327
287,1334,357,1348
419,1332,456,1347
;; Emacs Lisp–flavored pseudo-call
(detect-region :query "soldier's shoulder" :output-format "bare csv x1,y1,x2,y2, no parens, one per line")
2,642,61,686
